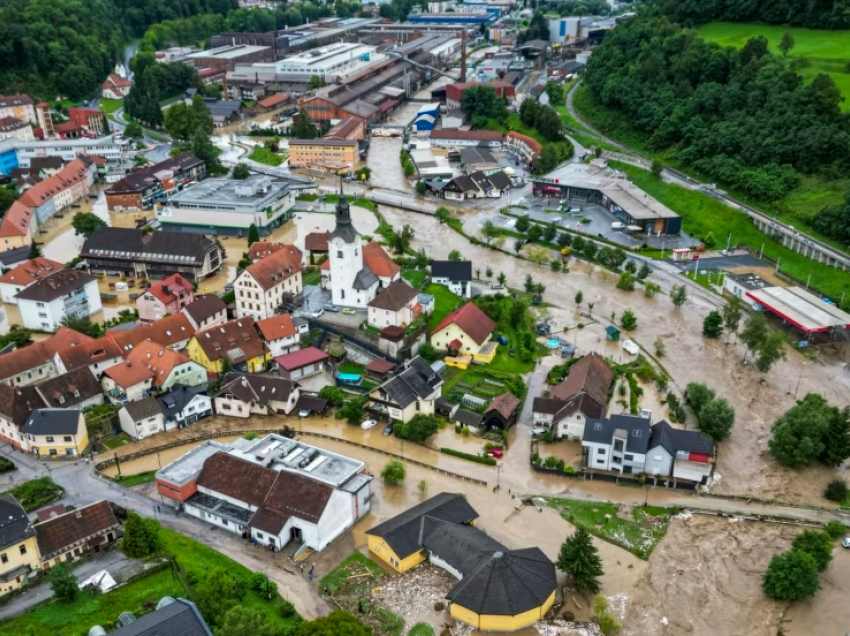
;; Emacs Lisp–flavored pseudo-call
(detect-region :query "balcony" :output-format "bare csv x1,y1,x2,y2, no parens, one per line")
106,388,128,404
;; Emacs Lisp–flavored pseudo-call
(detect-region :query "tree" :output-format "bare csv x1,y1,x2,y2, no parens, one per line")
417,479,428,498
318,386,346,408
754,330,786,373
543,224,557,242
740,313,768,362
526,245,550,264
524,274,535,293
792,530,833,571
685,382,715,414
824,479,848,503
762,550,820,600
485,266,493,278
670,284,687,309
536,145,559,173
295,611,373,636
515,216,530,233
558,232,572,248
698,398,735,441
497,272,507,286
651,159,664,178
637,261,651,280
195,569,247,626
124,121,144,143
702,310,723,338
624,259,637,274
232,163,250,179
556,526,603,593
72,212,106,238
722,297,743,338
28,242,42,259
620,309,637,331
527,224,543,243
575,290,583,306
390,224,414,255
461,84,508,124
769,394,832,467
448,250,461,261
394,414,438,442
653,338,666,357
121,512,161,558
49,563,79,603
821,406,850,467
643,281,661,298
417,342,438,363
415,180,427,196
293,107,317,138
217,606,281,636
191,128,219,169
616,271,635,291
381,459,406,486
551,259,562,272
247,223,259,247
339,397,366,425
60,315,102,338
779,30,796,57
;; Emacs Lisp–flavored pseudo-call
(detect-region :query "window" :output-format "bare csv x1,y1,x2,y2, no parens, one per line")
46,436,54,443
63,436,72,442
624,454,634,461
0,553,7,564
596,448,604,455
337,250,343,258
58,395,65,404
19,545,26,555
596,459,605,465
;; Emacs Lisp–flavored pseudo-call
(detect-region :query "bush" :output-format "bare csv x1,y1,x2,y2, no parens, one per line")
762,549,820,600
440,448,497,465
381,459,406,486
395,414,439,442
825,479,848,503
792,530,834,571
825,520,847,540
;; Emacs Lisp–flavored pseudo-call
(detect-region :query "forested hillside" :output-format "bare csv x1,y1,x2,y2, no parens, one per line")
661,0,850,30
0,0,237,99
581,7,850,202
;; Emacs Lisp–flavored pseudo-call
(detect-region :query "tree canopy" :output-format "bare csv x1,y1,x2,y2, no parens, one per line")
769,393,850,467
295,611,373,636
762,549,820,600
394,415,439,442
72,212,107,238
462,85,509,129
556,526,604,593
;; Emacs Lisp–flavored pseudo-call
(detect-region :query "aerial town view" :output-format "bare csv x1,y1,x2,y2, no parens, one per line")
1,0,850,635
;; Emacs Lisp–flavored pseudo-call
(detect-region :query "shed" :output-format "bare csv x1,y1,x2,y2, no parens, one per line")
482,392,520,430
273,347,329,379
366,358,396,379
605,325,620,342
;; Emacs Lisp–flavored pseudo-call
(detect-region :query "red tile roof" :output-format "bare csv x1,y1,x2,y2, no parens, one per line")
102,73,132,89
194,317,267,364
103,359,156,388
0,257,64,285
122,340,193,388
429,129,504,142
144,273,193,305
258,93,288,108
0,201,34,238
35,500,120,559
363,242,400,279
256,314,297,342
304,232,329,252
274,346,328,371
549,352,613,405
243,244,302,291
431,302,496,345
248,241,285,261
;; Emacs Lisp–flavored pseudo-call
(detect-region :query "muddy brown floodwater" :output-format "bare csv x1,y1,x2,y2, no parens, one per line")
377,205,850,504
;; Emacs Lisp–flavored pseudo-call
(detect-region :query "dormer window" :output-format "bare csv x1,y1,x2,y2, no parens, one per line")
73,389,80,398
58,395,65,404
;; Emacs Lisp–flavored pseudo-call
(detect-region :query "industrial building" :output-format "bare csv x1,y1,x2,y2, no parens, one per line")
413,103,441,131
156,176,295,237
186,44,273,71
409,12,494,24
0,134,125,176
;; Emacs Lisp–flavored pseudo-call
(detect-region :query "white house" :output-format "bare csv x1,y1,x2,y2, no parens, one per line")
430,260,472,299
53,337,124,379
118,397,166,440
101,74,132,99
581,414,650,475
117,341,207,391
182,294,229,331
255,314,300,358
156,384,212,429
645,420,715,484
0,258,64,305
367,280,420,329
101,360,155,404
234,244,303,320
213,372,300,418
16,269,102,332
367,357,443,424
722,272,767,311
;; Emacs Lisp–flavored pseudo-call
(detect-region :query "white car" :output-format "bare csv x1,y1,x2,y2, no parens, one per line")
361,419,377,430
622,340,640,356
309,308,324,318
298,409,310,418
842,537,850,549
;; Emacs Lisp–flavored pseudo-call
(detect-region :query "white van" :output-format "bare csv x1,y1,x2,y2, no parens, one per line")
611,222,626,230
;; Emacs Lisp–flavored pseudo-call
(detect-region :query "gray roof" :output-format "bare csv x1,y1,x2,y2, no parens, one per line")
352,266,379,291
0,494,34,552
453,408,481,428
123,397,162,422
431,260,472,282
649,420,714,457
0,246,30,268
582,414,651,454
378,356,441,409
22,408,81,436
109,598,212,636
366,492,478,559
157,384,207,419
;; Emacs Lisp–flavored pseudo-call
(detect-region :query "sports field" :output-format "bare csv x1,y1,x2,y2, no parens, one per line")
698,22,850,110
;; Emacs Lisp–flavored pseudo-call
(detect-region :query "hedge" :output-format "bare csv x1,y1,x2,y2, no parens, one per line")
0,456,14,473
440,448,497,466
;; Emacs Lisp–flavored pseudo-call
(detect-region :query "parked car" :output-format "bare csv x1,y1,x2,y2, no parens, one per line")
611,221,625,230
489,449,503,459
324,304,340,312
342,307,357,315
310,308,324,318
308,205,315,212
491,283,504,290
531,428,548,437
383,424,394,436
298,409,310,417
361,419,377,431
622,339,640,355
497,334,508,345
842,537,850,549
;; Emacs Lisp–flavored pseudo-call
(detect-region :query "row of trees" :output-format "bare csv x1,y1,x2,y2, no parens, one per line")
663,0,850,30
685,382,735,441
582,9,850,201
705,298,786,374
763,526,844,602
461,84,510,130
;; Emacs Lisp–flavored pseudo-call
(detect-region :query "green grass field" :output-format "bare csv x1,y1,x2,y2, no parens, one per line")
425,283,464,331
698,22,850,111
249,146,287,166
98,98,124,114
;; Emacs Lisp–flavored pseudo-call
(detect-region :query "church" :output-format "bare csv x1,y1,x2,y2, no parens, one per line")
322,181,401,308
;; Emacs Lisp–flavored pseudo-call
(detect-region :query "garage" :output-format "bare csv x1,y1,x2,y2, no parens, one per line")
274,347,330,380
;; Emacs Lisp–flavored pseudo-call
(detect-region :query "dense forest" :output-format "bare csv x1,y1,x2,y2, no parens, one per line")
582,7,850,201
659,0,850,30
0,0,237,99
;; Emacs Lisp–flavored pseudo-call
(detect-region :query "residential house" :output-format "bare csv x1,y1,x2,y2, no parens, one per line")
0,94,36,124
35,500,122,570
248,241,284,263
256,314,300,358
505,131,541,166
367,280,419,329
431,302,497,365
273,347,328,380
441,170,511,201
54,337,124,379
645,420,714,484
0,326,92,387
430,260,472,298
22,408,89,457
108,313,197,354
67,108,106,135
102,598,213,635
81,228,223,281
481,392,520,430
156,435,371,552
234,244,303,320
118,340,208,391
366,493,556,632
0,117,33,142
581,414,651,475
187,318,270,375
157,384,212,429
0,257,65,305
101,360,155,404
288,139,360,173
0,495,40,596
532,352,613,440
118,397,166,440
16,269,102,332
303,232,329,261
367,357,443,424
0,246,30,270
0,200,36,249
101,74,132,99
428,129,504,149
213,372,300,417
105,153,206,212
33,367,103,411
136,274,195,322
182,294,228,332
0,384,44,450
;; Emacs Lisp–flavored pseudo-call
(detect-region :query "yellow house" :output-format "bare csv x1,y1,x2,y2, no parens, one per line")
0,495,41,596
367,356,442,424
288,139,359,173
187,317,271,376
367,493,557,632
22,409,89,458
430,302,497,365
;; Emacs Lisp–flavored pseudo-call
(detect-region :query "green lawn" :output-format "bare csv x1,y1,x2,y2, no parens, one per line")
303,268,322,286
486,114,574,161
248,146,287,166
2,478,63,512
101,434,130,450
401,267,428,290
425,283,464,331
114,470,157,488
698,22,850,111
409,625,435,636
98,98,124,113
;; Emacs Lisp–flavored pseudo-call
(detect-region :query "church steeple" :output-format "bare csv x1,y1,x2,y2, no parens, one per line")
336,175,351,226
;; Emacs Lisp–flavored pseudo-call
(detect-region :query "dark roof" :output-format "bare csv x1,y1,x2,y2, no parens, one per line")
549,352,612,406
157,384,208,419
449,174,477,192
421,516,504,575
34,367,102,409
193,318,267,364
485,392,520,420
215,372,298,405
109,599,212,636
377,356,441,409
15,269,96,302
365,359,396,375
304,232,329,252
35,500,120,559
486,170,512,190
583,414,651,454
294,394,329,413
367,279,418,311
254,469,333,528
22,408,81,436
352,266,379,290
123,397,163,422
366,492,478,559
453,408,482,428
650,420,714,457
0,384,46,426
182,294,227,324
81,228,218,267
458,147,497,165
0,246,30,268
197,453,278,508
534,393,605,421
0,494,34,551
431,260,472,282
532,397,563,415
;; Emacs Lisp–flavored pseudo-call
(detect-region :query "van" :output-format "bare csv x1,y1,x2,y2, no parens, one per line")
611,222,626,230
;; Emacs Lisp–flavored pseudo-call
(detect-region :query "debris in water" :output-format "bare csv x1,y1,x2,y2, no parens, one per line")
661,616,668,625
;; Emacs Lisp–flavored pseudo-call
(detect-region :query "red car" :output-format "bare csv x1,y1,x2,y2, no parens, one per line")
489,449,503,459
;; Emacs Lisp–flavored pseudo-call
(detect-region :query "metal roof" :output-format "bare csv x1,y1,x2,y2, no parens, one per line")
746,285,850,333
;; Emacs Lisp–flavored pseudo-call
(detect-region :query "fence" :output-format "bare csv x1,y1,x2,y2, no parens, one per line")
530,462,698,491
